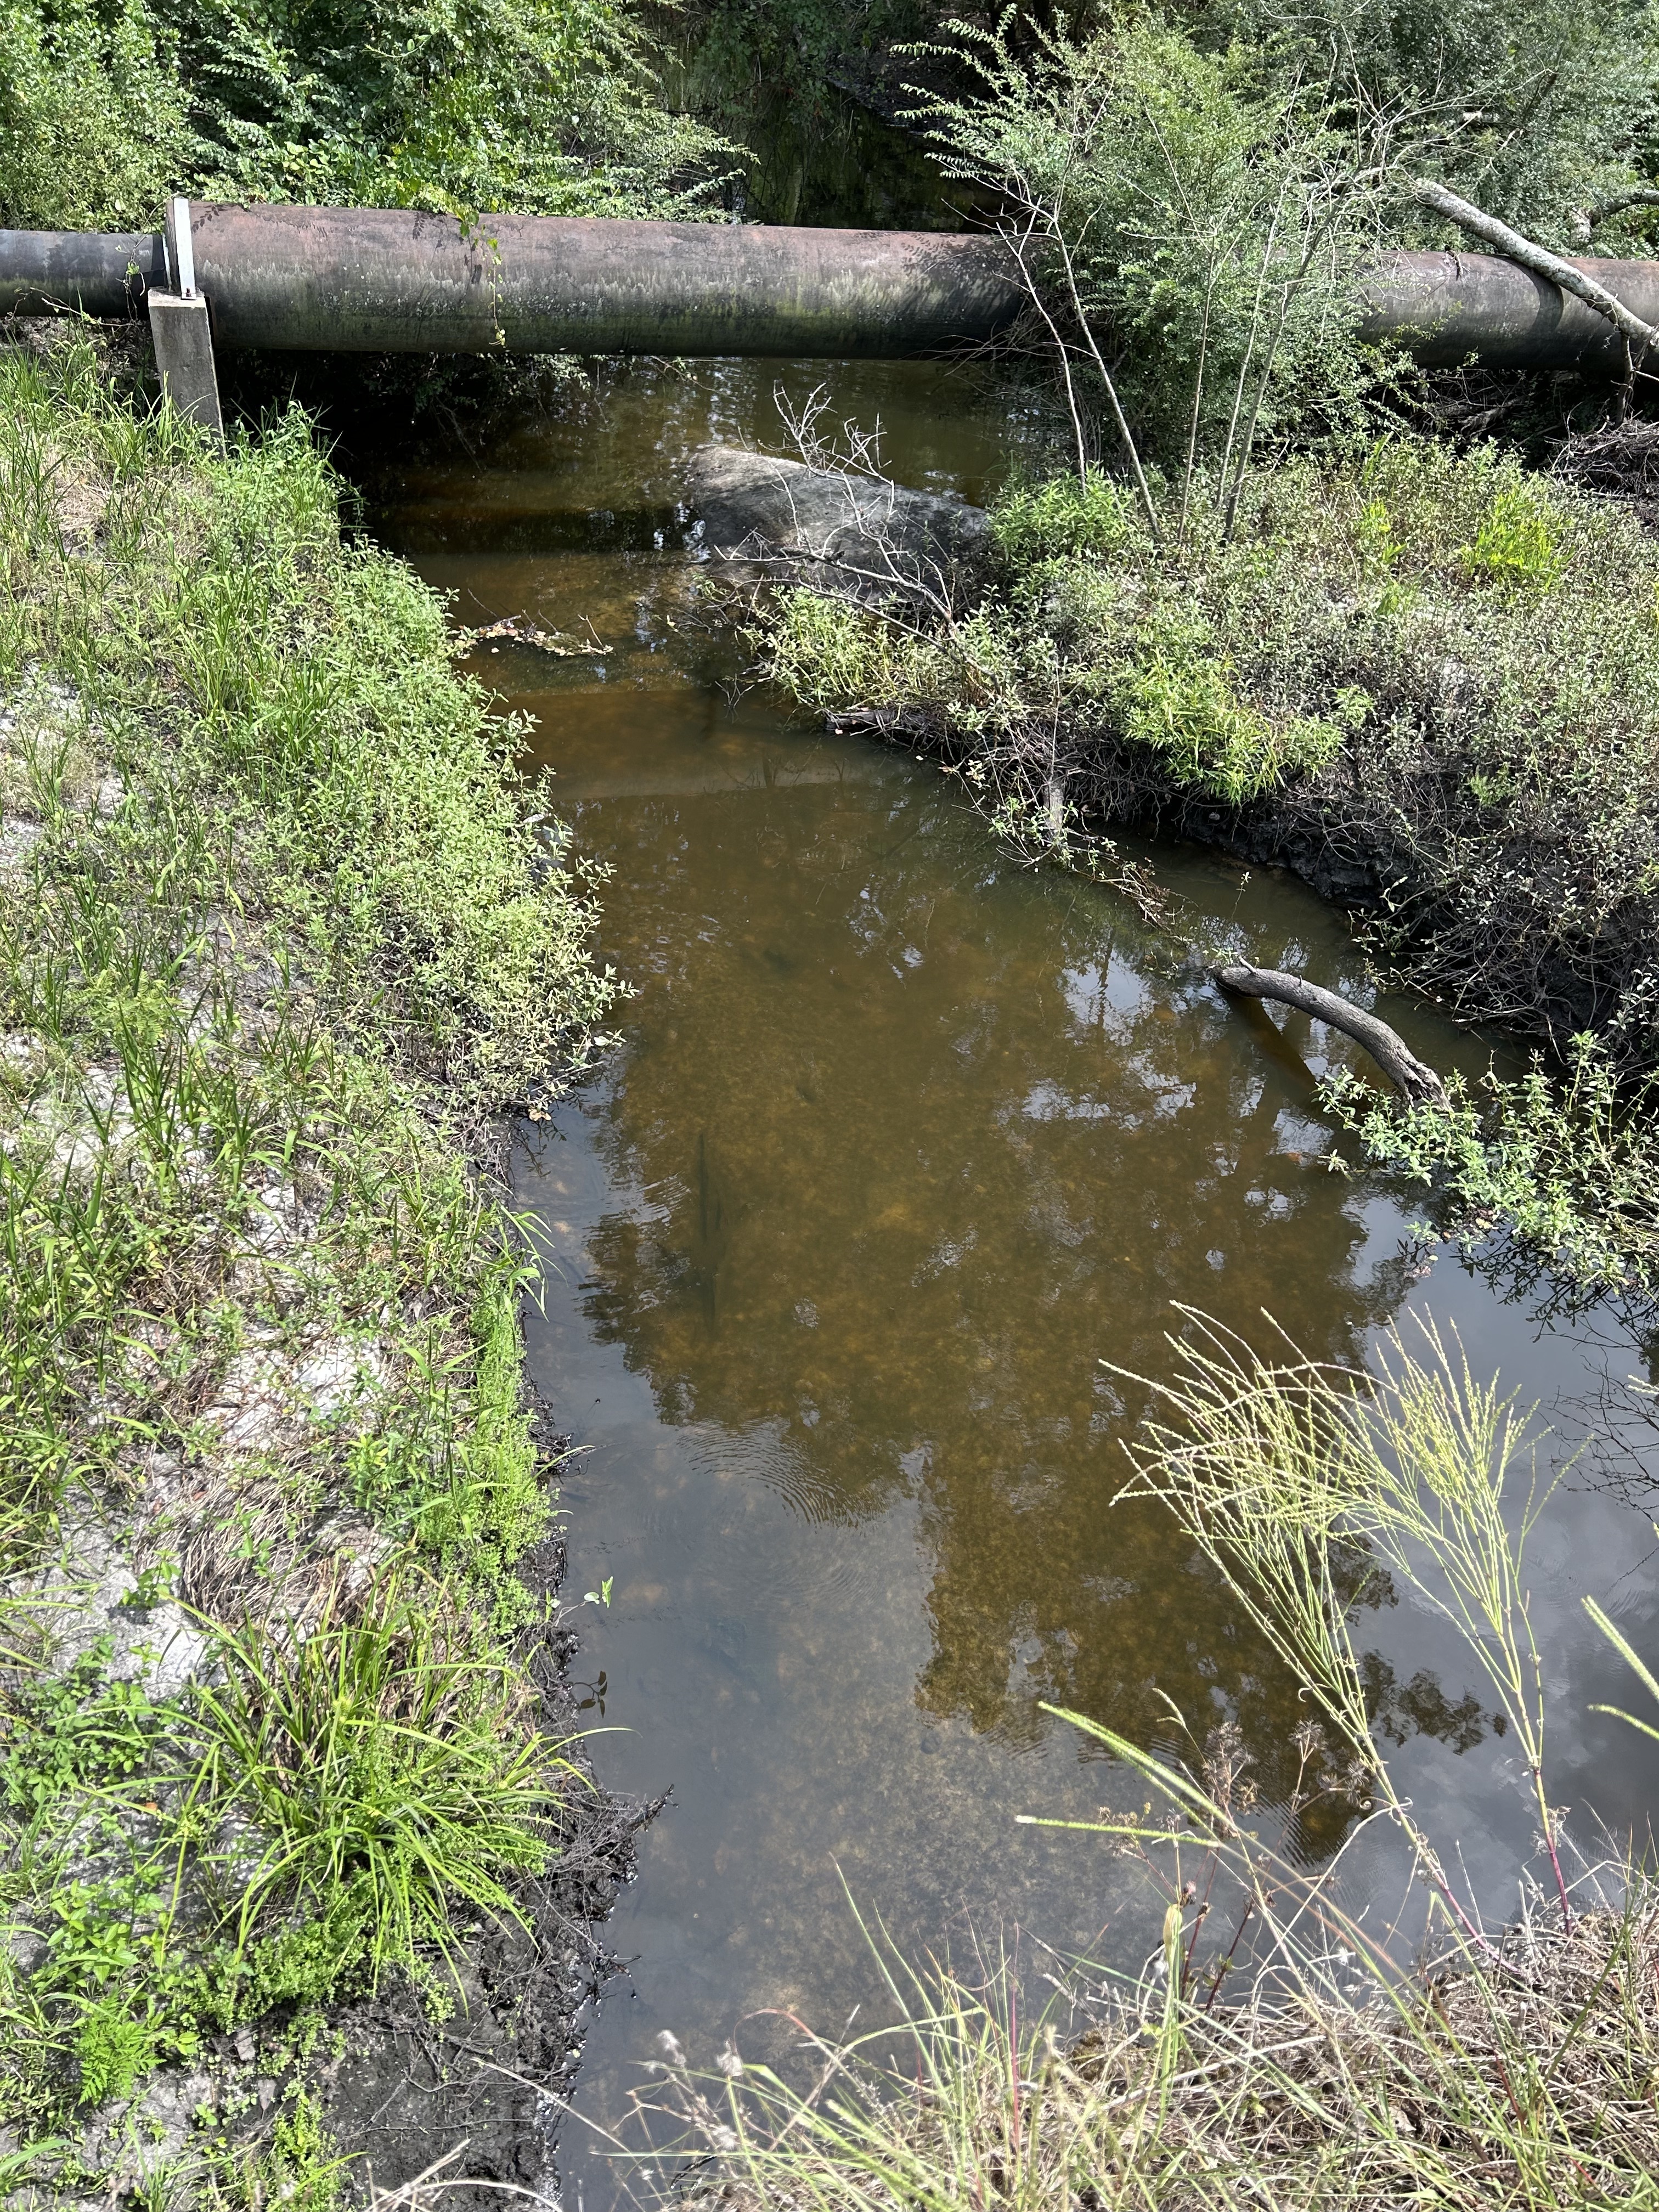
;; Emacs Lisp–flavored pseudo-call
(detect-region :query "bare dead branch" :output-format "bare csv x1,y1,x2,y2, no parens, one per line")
1568,187,1659,243
1212,963,1449,1108
1413,178,1659,359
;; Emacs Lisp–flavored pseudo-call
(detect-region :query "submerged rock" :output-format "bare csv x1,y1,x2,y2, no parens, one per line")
687,442,988,602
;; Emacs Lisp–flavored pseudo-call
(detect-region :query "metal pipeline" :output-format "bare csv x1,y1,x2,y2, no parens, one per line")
0,227,167,318
4,204,1659,370
1356,249,1659,370
4,204,1023,357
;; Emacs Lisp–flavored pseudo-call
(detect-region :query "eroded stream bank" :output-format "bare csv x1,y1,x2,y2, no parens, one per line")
372,357,1659,2186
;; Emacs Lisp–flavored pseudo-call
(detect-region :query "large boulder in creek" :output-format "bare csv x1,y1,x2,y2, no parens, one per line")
686,442,989,603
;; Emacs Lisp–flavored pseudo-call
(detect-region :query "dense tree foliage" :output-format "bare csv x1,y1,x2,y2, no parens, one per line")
1191,0,1659,246
0,0,733,228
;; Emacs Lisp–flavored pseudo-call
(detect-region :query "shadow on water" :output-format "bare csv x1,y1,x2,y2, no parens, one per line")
370,355,1659,2186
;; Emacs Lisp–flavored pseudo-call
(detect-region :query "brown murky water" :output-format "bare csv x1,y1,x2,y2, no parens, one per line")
375,357,1659,2187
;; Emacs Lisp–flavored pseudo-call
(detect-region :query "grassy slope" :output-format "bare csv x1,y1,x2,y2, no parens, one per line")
0,323,610,2198
760,441,1659,1302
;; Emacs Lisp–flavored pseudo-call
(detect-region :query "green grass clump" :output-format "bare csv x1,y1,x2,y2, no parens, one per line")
195,1573,569,1994
0,327,607,2177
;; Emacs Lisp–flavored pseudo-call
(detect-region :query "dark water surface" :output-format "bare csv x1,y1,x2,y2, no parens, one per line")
375,358,1659,2186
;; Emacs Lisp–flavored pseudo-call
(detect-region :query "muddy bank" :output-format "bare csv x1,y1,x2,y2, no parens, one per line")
318,1522,654,2208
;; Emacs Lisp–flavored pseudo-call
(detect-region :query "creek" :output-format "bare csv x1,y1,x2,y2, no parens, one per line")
373,353,1659,2191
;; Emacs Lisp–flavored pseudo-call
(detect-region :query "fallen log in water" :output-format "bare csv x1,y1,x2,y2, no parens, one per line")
1211,963,1449,1109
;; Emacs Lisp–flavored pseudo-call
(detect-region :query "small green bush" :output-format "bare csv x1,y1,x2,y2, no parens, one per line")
1118,639,1344,804
989,472,1138,565
1459,482,1568,592
1327,1031,1659,1296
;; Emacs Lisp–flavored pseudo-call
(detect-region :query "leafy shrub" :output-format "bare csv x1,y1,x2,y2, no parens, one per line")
908,15,1387,478
1460,483,1568,592
989,472,1138,564
1199,0,1659,245
1327,1031,1659,1296
0,0,187,229
1118,631,1346,803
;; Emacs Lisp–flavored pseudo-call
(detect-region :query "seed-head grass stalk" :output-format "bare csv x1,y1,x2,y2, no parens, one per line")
626,1712,1659,2210
620,1911,1204,2212
1584,1591,1659,1747
1108,1307,1574,1939
1017,1705,1659,2207
597,1319,1659,2212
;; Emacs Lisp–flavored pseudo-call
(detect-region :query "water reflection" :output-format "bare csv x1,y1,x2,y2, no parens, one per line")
370,358,1659,2168
566,729,1466,1815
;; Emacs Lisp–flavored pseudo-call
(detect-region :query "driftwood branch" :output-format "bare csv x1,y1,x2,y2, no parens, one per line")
1212,963,1449,1109
1412,178,1659,358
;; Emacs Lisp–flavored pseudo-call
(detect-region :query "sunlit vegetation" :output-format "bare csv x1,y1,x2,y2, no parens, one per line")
0,326,607,2186
0,0,734,229
749,2,1659,1306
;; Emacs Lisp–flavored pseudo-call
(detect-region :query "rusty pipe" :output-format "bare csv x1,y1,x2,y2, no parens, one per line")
1356,248,1659,369
5,207,1659,370
190,202,1022,356
0,227,167,317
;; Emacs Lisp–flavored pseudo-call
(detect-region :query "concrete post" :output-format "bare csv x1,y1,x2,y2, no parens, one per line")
148,291,223,436
150,195,223,436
